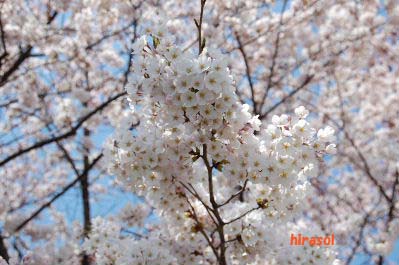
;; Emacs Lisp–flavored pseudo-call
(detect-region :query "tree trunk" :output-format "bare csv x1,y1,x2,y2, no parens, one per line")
0,235,9,263
80,128,91,265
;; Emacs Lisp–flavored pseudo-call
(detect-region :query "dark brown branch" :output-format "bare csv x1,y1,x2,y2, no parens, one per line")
224,206,261,225
0,235,9,263
202,144,227,265
194,0,206,55
388,170,399,214
80,128,91,265
303,99,391,203
345,133,390,202
0,98,17,108
236,35,257,113
257,0,288,113
123,20,137,87
218,178,248,207
345,214,369,265
179,181,215,216
184,195,219,260
0,92,126,167
121,228,145,239
257,39,350,120
85,22,136,51
0,11,57,87
54,140,79,176
0,45,33,87
379,170,399,265
0,12,8,66
55,134,92,265
259,74,313,119
12,239,23,261
13,153,103,232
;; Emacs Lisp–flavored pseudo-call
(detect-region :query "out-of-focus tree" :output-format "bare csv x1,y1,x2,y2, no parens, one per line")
0,1,146,264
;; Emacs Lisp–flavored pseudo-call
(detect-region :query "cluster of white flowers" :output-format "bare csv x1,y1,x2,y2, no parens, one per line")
53,97,77,127
117,203,151,227
83,218,178,265
102,25,337,264
365,218,399,256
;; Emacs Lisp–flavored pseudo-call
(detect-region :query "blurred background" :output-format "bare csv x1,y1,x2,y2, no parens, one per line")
0,0,398,264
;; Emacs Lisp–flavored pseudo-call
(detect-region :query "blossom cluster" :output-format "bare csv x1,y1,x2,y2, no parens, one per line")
103,26,337,264
83,218,178,265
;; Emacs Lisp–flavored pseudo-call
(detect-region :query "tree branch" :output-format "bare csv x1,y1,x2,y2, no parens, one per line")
345,213,369,265
184,195,220,260
202,144,227,265
218,178,248,207
0,92,126,167
0,11,8,66
13,154,103,233
194,0,207,55
345,132,390,202
80,128,91,265
236,35,256,113
0,235,9,263
257,0,288,113
0,11,57,87
224,206,261,225
259,74,314,119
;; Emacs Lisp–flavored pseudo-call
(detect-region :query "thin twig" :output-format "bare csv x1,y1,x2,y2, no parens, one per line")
236,34,256,112
218,179,248,207
224,206,261,225
0,92,126,167
13,154,103,232
194,0,207,55
257,0,288,113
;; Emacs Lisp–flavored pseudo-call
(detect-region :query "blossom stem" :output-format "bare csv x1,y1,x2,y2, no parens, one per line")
195,0,206,55
202,144,227,265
